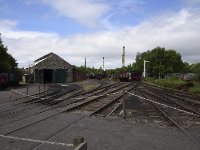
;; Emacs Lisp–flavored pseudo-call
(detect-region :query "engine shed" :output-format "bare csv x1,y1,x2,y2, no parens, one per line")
32,52,73,83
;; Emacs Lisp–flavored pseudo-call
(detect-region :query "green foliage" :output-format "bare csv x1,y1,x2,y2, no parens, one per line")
190,63,200,80
149,79,186,89
190,63,200,73
0,33,17,73
182,62,191,73
75,66,104,74
134,47,184,78
189,83,200,95
105,68,120,75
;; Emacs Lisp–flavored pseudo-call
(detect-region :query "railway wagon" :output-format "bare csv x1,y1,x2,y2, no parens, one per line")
0,73,9,87
0,73,20,87
118,71,142,82
131,71,142,81
89,72,107,80
118,72,131,82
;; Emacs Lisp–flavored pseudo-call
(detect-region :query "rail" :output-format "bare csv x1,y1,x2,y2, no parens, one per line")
123,90,200,147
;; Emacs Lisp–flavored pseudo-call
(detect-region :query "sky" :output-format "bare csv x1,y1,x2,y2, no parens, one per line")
0,0,200,69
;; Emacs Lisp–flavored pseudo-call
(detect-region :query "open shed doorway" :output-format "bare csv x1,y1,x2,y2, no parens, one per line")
43,69,53,83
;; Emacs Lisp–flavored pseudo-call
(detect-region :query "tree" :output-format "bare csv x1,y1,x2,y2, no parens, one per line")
0,33,17,73
134,47,184,78
182,62,191,73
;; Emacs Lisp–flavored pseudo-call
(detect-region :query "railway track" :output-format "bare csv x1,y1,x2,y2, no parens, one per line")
143,83,200,104
0,82,128,132
72,82,137,116
15,82,138,150
0,81,199,149
136,86,200,146
0,85,75,116
0,81,138,149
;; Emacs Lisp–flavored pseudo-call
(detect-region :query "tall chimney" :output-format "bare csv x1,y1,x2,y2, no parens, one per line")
122,46,125,67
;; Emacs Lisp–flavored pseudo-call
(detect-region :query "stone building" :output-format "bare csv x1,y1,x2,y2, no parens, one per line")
32,52,73,83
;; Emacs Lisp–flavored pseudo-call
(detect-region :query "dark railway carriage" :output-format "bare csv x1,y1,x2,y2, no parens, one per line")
131,71,142,81
0,73,20,87
0,73,9,87
118,71,142,82
118,72,131,82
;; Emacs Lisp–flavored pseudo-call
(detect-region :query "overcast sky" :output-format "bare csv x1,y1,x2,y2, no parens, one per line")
0,0,200,69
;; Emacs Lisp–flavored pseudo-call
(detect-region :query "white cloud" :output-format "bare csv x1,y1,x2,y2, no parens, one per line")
41,0,110,28
0,19,17,31
1,8,200,69
184,0,200,3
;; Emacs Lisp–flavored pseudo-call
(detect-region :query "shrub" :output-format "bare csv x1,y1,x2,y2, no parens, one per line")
189,83,200,95
148,79,186,89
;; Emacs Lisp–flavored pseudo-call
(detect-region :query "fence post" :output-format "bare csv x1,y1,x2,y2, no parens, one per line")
44,84,45,96
26,87,29,95
8,89,13,101
73,137,84,149
39,84,40,94
123,90,126,119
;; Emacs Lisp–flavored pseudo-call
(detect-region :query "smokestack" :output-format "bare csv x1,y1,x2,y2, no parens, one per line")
122,46,125,67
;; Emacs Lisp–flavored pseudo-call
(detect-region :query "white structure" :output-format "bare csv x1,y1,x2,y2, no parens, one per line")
143,60,150,78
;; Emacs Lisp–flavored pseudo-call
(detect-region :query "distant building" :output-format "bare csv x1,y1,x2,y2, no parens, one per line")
31,52,73,83
165,73,196,81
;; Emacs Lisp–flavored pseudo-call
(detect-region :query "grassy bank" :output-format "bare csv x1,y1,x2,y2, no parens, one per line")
147,78,186,89
146,78,200,95
188,83,200,95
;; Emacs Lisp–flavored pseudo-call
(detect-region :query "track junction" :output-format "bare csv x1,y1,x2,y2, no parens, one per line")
0,80,199,150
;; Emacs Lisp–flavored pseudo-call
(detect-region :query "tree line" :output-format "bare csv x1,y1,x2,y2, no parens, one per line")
77,47,200,79
0,34,17,73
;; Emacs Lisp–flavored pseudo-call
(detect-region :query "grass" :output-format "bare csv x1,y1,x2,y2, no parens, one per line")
78,81,100,91
189,83,200,95
82,84,98,91
146,78,200,95
147,78,186,89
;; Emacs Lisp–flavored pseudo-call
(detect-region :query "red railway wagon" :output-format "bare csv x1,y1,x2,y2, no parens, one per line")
0,73,9,86
0,73,20,87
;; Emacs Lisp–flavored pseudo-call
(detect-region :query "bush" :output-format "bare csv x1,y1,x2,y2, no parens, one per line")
189,83,200,95
148,78,186,89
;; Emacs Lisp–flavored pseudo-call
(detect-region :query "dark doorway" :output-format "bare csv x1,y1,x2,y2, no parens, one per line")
43,69,53,83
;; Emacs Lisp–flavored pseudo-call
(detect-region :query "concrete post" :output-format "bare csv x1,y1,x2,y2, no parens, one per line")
8,89,13,101
73,137,84,149
74,142,87,150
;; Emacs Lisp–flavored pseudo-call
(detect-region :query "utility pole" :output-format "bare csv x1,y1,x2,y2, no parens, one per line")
143,60,150,78
122,46,125,67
